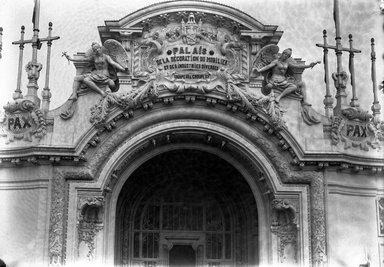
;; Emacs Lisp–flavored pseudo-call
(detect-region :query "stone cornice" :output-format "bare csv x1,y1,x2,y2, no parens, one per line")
104,0,273,30
98,0,283,43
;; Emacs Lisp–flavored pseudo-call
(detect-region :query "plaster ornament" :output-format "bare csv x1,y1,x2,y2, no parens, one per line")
378,198,384,236
271,198,297,227
88,66,285,130
25,61,43,84
270,198,299,264
0,99,46,143
330,107,384,150
60,40,129,120
77,196,104,261
64,12,287,129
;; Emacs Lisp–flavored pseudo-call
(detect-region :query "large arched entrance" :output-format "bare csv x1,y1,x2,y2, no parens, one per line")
68,117,312,267
115,149,259,266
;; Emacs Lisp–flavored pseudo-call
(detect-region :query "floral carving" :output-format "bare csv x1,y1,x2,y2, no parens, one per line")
48,170,67,266
78,222,103,261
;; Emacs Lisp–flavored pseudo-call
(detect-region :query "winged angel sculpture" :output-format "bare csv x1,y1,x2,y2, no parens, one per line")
252,45,320,106
60,40,129,120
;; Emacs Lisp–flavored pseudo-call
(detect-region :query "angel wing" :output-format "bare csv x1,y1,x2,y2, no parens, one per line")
252,44,279,77
103,39,129,69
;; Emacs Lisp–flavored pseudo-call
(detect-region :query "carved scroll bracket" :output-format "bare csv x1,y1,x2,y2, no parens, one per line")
77,196,105,261
271,198,299,264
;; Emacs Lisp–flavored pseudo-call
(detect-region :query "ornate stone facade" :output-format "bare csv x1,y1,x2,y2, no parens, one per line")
0,1,383,267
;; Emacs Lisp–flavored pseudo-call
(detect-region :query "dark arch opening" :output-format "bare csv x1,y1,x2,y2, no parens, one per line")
115,149,259,266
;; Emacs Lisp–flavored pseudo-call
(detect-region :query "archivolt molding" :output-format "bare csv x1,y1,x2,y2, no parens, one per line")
91,118,324,266
78,105,290,179
47,114,324,266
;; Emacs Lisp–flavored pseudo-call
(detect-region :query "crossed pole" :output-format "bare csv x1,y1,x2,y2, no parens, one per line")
11,0,59,111
316,0,361,117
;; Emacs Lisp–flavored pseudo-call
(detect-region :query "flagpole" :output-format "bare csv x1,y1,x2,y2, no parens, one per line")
32,0,40,63
25,0,42,107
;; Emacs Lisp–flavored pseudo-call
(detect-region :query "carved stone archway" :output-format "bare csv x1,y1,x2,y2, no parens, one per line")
54,104,325,267
115,149,261,266
61,114,314,266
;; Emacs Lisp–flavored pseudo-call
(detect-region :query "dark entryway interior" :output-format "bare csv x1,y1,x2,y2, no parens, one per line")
169,245,196,267
115,149,259,266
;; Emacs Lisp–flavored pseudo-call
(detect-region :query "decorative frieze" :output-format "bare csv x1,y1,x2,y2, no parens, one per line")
48,170,67,266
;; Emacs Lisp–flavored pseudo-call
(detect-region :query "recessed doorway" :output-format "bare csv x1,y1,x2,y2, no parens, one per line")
115,149,259,266
169,245,196,267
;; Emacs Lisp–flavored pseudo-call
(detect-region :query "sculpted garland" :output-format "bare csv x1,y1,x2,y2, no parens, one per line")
60,13,321,130
60,40,287,128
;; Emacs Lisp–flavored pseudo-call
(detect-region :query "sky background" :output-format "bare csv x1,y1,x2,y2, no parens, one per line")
0,0,383,117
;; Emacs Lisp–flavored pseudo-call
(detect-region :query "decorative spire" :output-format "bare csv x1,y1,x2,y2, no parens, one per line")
333,0,348,115
13,26,25,100
26,0,43,107
41,22,54,114
319,29,333,118
316,0,361,116
370,38,381,122
0,27,3,60
348,34,360,107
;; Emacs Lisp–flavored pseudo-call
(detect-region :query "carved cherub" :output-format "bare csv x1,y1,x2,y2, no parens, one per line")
252,45,320,105
60,40,129,120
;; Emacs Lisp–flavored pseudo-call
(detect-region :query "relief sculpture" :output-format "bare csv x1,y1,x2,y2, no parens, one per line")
57,12,326,131
271,198,299,265
77,196,104,261
86,12,286,129
379,198,384,236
